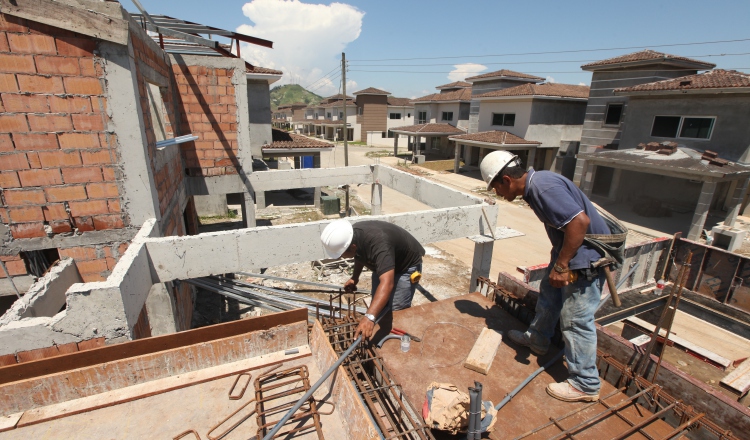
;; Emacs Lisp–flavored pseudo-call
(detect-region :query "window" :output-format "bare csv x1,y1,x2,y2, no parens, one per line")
491,113,515,127
358,106,363,115
390,113,401,119
387,130,394,138
418,111,427,124
315,112,319,118
407,113,411,118
442,111,453,121
339,112,344,119
651,116,715,139
326,112,331,119
604,104,624,126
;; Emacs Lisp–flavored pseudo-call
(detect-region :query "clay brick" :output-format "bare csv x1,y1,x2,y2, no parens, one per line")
10,222,45,238
56,37,95,57
49,220,72,233
86,182,118,198
59,246,96,261
78,58,97,77
71,114,104,131
76,258,107,274
118,242,129,255
26,151,40,168
42,203,68,221
0,171,20,188
68,199,107,216
18,168,62,186
38,150,81,168
101,166,116,181
107,198,121,213
3,189,44,205
81,149,112,165
93,214,124,230
27,114,72,132
58,132,99,149
0,74,18,93
0,153,29,170
0,114,28,133
0,53,36,74
63,77,101,95
45,184,86,202
61,166,102,183
0,14,26,33
17,74,64,94
9,206,43,222
49,95,91,113
80,272,105,282
14,133,58,150
35,56,80,76
105,256,116,270
3,259,27,277
74,216,94,231
1,93,49,113
8,34,56,54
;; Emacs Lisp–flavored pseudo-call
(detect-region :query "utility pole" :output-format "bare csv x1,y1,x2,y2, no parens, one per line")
342,52,350,216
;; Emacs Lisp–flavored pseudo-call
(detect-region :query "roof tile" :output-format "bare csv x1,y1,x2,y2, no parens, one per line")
411,87,472,103
614,69,750,93
581,49,715,69
475,83,589,99
449,130,540,145
465,69,544,82
390,123,466,134
263,129,334,149
354,87,390,95
436,81,472,90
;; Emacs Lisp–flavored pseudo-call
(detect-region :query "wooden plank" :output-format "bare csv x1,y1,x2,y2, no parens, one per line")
0,354,17,367
0,308,307,386
0,412,22,433
463,327,503,375
15,342,78,363
0,0,129,45
15,346,311,429
721,357,750,395
76,337,105,351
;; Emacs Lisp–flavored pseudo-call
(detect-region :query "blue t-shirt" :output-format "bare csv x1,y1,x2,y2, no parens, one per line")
522,168,610,270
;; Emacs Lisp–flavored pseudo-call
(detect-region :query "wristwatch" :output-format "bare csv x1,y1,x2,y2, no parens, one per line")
364,313,376,322
553,263,569,273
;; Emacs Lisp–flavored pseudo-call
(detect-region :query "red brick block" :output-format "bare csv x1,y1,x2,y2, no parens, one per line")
3,188,44,205
81,149,112,165
74,216,94,231
71,114,104,131
49,95,91,113
86,182,118,198
42,203,68,221
0,153,29,170
9,206,43,222
10,222,45,238
26,151,40,168
76,258,107,274
35,56,81,76
55,37,95,57
68,199,107,216
45,184,86,202
105,256,116,270
7,34,56,54
38,150,81,168
63,77,101,95
49,220,72,233
80,272,105,282
27,114,72,132
17,74,64,94
2,259,27,276
59,246,96,261
0,74,18,93
0,134,12,152
18,168,62,186
1,93,49,113
61,166,102,183
101,166,116,181
107,198,121,213
0,114,28,133
78,58,97,77
0,14,27,33
14,133,58,150
93,214,124,230
58,132,99,149
0,171,20,188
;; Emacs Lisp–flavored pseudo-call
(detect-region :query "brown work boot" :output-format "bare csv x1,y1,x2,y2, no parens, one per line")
546,381,599,402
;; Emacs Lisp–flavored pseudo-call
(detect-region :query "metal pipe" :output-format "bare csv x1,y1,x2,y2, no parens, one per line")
262,335,363,440
0,260,21,299
495,350,563,411
474,381,483,439
467,386,478,439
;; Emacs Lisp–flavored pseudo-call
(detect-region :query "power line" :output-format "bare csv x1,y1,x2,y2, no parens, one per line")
302,64,340,89
349,67,750,75
306,72,342,94
348,37,750,62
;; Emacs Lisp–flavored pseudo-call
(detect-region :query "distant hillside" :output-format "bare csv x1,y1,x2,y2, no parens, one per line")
270,84,323,109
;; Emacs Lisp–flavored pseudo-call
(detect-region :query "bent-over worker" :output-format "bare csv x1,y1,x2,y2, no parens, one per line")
320,219,424,340
481,150,610,403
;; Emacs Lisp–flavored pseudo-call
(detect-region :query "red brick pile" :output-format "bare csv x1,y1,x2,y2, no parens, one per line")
701,150,728,166
637,141,678,155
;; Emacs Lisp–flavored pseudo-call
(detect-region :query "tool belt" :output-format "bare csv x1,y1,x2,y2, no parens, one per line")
584,206,628,271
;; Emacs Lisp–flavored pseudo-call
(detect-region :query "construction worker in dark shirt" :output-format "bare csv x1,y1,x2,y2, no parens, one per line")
320,219,424,340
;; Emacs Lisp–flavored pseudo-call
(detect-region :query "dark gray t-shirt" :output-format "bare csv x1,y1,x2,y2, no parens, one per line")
352,221,424,277
522,169,609,270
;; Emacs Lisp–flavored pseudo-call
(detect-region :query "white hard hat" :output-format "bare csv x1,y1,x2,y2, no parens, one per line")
480,150,520,191
320,219,354,259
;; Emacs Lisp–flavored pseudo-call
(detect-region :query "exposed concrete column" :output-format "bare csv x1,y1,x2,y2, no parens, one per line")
687,180,718,240
724,177,750,227
573,158,587,187
371,182,383,215
255,190,266,210
394,134,399,157
313,152,322,208
580,161,596,196
144,282,178,336
453,143,461,174
470,237,494,293
526,147,537,170
608,168,623,201
241,191,256,228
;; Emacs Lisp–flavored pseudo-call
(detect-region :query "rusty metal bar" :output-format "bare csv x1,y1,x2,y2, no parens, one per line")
607,400,678,440
660,413,706,440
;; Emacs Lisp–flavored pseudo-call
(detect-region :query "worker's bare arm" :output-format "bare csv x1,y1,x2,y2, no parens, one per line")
344,260,365,292
354,269,395,339
549,212,589,288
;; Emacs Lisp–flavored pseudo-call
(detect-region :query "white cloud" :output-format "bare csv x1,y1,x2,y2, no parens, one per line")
237,0,364,96
579,82,586,86
447,63,487,81
546,76,556,83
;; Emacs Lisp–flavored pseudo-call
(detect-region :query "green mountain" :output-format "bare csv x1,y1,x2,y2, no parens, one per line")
270,84,323,109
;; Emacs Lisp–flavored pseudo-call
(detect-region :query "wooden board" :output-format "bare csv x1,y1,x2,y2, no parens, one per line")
463,327,502,375
0,413,22,433
721,357,750,396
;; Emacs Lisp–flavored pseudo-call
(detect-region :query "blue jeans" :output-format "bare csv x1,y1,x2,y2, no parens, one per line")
526,266,604,394
371,264,421,317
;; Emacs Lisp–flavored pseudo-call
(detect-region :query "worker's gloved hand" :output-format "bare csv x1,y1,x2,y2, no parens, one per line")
354,316,375,340
343,278,358,293
548,270,570,288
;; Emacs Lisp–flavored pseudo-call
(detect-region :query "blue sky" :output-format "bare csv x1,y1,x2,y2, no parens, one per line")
123,0,750,99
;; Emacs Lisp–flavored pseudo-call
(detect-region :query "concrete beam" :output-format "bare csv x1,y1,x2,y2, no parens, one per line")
185,174,248,196
0,276,34,297
1,227,139,256
248,165,374,192
375,165,484,209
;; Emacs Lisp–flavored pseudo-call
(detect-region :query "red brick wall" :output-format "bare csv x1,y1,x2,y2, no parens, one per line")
58,241,128,282
0,13,125,240
172,64,239,177
0,255,26,279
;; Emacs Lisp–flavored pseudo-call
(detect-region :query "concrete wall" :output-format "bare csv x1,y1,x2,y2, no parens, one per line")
619,93,750,163
477,100,533,134
613,169,703,208
469,78,539,133
247,79,272,158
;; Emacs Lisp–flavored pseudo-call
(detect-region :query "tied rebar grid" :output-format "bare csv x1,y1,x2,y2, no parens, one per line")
320,314,435,440
255,365,324,439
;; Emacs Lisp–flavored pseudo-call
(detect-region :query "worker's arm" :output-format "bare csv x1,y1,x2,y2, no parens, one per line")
344,260,365,292
354,269,395,340
549,212,590,288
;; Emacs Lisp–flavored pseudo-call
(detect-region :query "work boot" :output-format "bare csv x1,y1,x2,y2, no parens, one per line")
546,381,599,402
506,330,548,355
